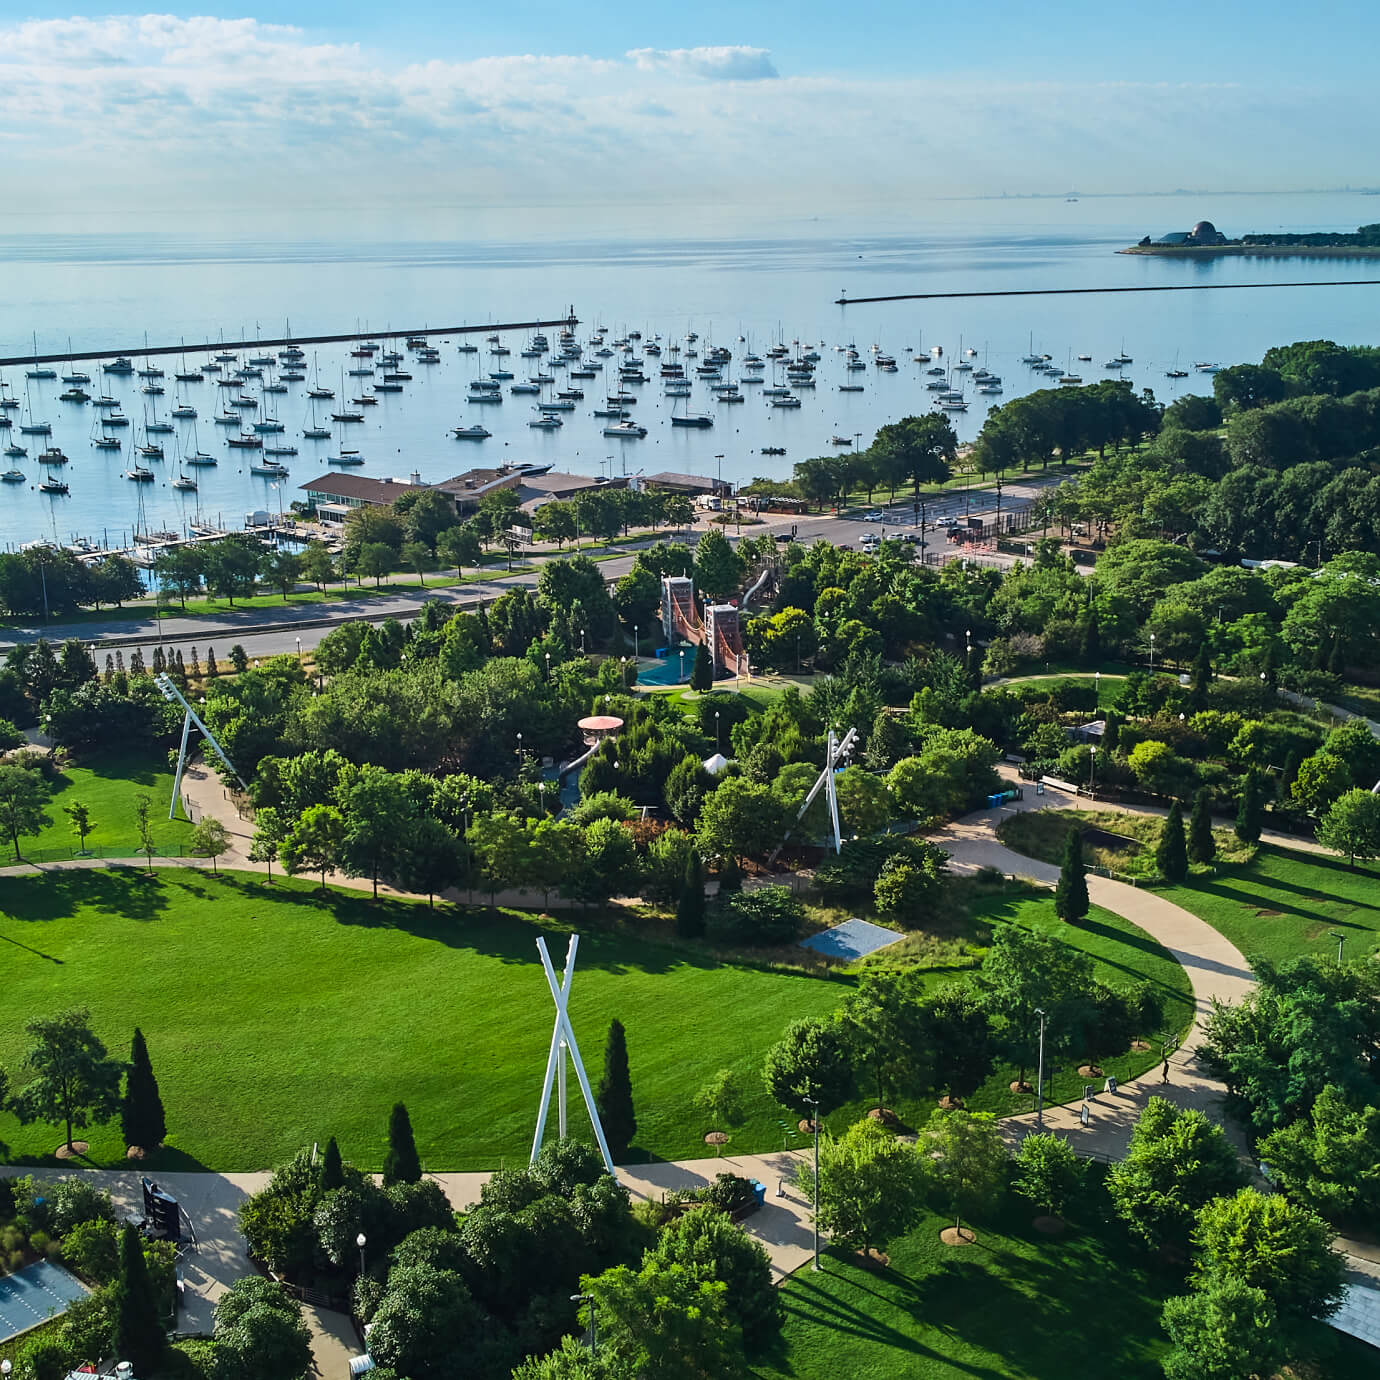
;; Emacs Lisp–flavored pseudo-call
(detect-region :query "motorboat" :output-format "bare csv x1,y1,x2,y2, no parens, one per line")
603,421,647,438
528,415,563,429
452,425,491,439
770,395,802,408
329,450,365,464
671,412,713,427
2,467,24,482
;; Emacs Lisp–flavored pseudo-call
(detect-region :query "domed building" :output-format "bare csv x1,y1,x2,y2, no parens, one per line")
1151,219,1229,247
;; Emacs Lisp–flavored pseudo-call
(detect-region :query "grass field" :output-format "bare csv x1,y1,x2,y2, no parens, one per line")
11,750,194,863
1159,844,1380,967
754,1170,1373,1380
0,867,1191,1172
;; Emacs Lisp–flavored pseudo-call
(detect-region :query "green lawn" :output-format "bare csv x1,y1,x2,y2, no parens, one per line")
0,868,1191,1173
754,1170,1373,1380
1159,844,1380,967
14,750,194,863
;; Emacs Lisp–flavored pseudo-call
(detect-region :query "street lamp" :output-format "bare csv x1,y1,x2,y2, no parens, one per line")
544,650,551,680
516,731,523,761
633,624,639,661
295,635,301,661
1034,1008,1047,1127
356,1232,367,1276
801,1089,821,1271
1088,743,1096,790
715,709,721,753
1329,930,1346,963
1148,632,1155,675
570,1293,598,1354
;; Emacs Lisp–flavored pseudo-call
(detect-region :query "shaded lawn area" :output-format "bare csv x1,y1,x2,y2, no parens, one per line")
753,1170,1374,1380
1159,843,1380,967
0,869,848,1172
16,750,194,863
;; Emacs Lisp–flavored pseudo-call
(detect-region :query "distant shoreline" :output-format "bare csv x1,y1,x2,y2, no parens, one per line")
1120,243,1380,258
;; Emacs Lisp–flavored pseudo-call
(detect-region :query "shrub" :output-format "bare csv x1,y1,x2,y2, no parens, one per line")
62,1218,120,1283
711,885,804,946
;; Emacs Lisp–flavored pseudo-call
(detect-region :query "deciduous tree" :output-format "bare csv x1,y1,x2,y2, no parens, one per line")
9,1007,123,1154
809,1117,926,1259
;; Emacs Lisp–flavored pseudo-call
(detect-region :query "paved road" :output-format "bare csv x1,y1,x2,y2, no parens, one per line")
0,477,1063,661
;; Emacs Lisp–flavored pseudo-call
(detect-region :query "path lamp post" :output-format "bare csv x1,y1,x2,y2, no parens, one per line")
356,1232,366,1277
1094,669,1100,700
1148,633,1155,675
715,710,721,753
516,732,523,764
1330,930,1346,963
801,1089,821,1271
570,1293,598,1354
544,650,551,681
1088,743,1096,790
1034,1008,1047,1128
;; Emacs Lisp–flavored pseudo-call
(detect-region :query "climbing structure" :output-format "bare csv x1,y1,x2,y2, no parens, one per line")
660,575,747,677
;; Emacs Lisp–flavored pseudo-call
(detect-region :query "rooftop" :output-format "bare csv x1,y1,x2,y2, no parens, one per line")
299,473,421,504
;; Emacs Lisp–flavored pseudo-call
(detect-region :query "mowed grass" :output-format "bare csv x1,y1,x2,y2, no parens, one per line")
753,1170,1374,1380
15,750,194,863
0,869,849,1172
1159,843,1380,967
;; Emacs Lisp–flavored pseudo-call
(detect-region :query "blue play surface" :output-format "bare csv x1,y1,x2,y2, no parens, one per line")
0,1260,89,1342
800,917,903,960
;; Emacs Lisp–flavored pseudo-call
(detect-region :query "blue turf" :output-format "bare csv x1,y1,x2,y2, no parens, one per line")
800,917,902,960
0,1260,89,1342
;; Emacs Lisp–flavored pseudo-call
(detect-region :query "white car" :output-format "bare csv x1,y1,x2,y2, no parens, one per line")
862,511,885,523
937,516,959,529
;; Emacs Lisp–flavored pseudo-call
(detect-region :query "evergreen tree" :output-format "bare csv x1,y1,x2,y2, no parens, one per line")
1328,636,1346,675
595,1018,636,1161
1102,708,1122,752
1187,787,1216,865
1236,769,1264,845
381,1102,421,1184
1189,642,1212,708
205,646,219,679
1156,800,1189,883
1053,827,1089,924
690,641,713,693
321,1135,344,1190
103,653,115,682
113,1221,164,1374
120,1027,167,1152
1281,749,1302,794
152,646,166,674
676,851,706,938
1079,610,1100,664
717,856,743,894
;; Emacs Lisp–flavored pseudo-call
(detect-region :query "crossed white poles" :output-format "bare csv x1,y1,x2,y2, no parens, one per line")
531,935,618,1178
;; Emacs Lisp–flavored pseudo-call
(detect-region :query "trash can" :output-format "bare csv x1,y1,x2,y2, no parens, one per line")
752,1181,767,1208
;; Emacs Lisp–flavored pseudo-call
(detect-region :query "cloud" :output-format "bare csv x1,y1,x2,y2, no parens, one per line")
626,45,779,81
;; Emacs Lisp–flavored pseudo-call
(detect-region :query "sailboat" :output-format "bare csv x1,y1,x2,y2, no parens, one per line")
183,421,217,466
306,354,334,399
26,333,56,380
302,396,331,439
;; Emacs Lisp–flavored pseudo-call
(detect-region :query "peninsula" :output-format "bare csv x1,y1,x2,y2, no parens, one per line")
1121,220,1380,257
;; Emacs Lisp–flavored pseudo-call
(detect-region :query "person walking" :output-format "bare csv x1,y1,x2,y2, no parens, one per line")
1161,1059,1171,1082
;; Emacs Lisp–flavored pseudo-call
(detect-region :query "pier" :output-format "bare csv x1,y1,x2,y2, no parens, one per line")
835,280,1380,305
2,313,579,368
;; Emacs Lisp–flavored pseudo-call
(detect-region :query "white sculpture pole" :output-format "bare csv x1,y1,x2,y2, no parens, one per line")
530,935,618,1177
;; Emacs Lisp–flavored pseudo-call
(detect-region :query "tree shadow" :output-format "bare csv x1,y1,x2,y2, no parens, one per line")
3,868,170,924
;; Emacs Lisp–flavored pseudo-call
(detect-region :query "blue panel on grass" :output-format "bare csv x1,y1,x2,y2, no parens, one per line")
800,917,902,960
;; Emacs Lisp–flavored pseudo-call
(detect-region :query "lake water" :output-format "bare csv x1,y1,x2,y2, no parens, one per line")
2,192,1378,550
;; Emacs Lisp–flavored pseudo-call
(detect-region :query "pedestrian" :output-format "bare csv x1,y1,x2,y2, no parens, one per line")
1161,1059,1170,1082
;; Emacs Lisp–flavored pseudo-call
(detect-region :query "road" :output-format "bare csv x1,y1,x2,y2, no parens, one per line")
0,475,1063,662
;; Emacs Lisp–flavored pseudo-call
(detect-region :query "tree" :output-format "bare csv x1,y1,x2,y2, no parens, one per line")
437,524,481,580
1187,787,1216,865
596,1018,636,1160
248,804,287,882
1292,750,1352,816
676,850,706,938
382,1101,422,1184
0,761,51,860
279,803,345,888
761,1017,854,1118
1191,1187,1347,1321
367,1263,486,1380
401,540,431,587
299,541,336,592
692,528,744,602
917,1108,1007,1238
121,1027,167,1152
212,1276,313,1380
133,791,158,873
357,541,395,587
112,1220,165,1373
1106,1097,1245,1251
261,548,301,601
188,816,231,873
204,536,263,605
689,641,713,693
696,1069,745,1133
1054,826,1089,923
583,1257,744,1380
1012,1132,1088,1219
1235,767,1264,845
63,799,94,854
9,1007,123,1154
1156,799,1189,882
694,778,786,865
918,985,994,1106
1317,787,1380,866
809,1117,926,1258
646,1205,781,1352
321,1135,345,1190
839,968,928,1112
1160,1277,1284,1380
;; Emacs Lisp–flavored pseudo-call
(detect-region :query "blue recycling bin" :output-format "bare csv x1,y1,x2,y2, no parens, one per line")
752,1181,767,1208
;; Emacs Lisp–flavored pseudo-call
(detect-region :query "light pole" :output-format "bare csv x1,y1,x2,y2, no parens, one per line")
1329,930,1346,963
1034,1007,1047,1127
356,1231,367,1277
295,635,302,662
570,1293,597,1354
1088,742,1096,790
1148,632,1156,675
634,624,639,661
516,731,523,763
801,1089,821,1271
544,650,551,680
715,710,721,753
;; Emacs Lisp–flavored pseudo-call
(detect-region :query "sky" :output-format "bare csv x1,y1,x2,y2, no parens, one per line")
0,3,1375,216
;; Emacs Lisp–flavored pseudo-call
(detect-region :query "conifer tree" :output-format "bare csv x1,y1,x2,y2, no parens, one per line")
676,851,706,938
1054,827,1089,923
205,646,219,679
1156,800,1189,882
120,1027,167,1152
1188,787,1217,865
1236,769,1264,845
690,641,713,693
1189,643,1212,708
382,1102,421,1184
321,1135,344,1190
595,1018,636,1161
113,1221,164,1374
152,646,165,674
